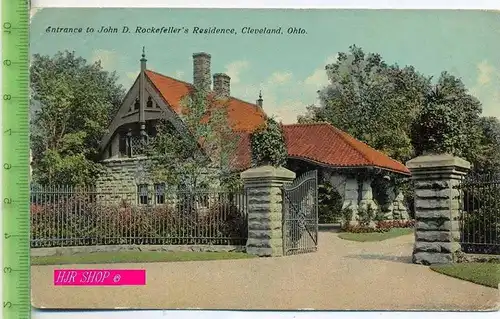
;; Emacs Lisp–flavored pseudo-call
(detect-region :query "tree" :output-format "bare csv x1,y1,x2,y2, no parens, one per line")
474,117,500,174
146,90,240,191
30,51,125,185
411,71,483,163
302,45,431,163
250,117,288,167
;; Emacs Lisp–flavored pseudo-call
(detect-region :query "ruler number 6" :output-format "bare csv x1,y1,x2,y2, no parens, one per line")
3,163,11,169
3,301,12,308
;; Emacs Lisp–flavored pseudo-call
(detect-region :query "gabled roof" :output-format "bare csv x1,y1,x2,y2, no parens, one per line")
141,70,410,175
145,70,266,132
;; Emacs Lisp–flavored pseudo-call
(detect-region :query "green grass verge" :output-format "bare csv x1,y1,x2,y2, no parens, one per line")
31,251,256,265
337,228,414,242
430,262,500,288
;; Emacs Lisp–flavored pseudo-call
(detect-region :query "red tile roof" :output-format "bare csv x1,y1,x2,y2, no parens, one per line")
144,70,410,175
283,123,410,175
145,70,266,132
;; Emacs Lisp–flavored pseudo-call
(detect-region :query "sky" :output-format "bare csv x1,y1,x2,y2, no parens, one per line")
30,8,500,123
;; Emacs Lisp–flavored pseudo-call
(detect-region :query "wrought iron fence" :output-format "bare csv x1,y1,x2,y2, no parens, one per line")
459,173,500,255
30,184,248,248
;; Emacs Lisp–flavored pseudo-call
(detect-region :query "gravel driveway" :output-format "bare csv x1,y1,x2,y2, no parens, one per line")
31,231,499,310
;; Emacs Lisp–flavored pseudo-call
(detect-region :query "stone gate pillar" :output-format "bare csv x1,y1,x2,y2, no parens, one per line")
241,165,296,257
406,154,470,265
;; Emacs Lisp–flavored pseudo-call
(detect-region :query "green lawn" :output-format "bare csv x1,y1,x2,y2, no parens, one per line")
430,262,500,288
31,251,256,265
338,228,414,242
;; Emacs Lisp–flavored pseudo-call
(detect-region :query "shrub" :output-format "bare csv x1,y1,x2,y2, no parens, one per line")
339,205,353,226
30,196,248,247
317,181,343,223
356,203,376,227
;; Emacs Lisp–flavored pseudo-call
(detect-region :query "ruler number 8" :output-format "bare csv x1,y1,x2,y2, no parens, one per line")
3,94,11,100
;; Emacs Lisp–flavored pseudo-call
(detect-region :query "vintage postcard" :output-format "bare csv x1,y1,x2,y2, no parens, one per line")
29,8,500,310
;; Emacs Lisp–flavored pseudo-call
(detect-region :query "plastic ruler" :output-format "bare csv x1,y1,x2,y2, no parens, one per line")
1,0,31,318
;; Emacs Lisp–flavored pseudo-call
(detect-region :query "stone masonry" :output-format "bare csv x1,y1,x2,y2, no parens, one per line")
406,154,470,265
193,52,212,92
342,178,359,224
241,165,296,257
96,157,152,205
392,190,410,220
213,73,231,99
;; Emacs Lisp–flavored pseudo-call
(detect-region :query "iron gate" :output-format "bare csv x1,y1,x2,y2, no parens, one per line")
282,170,318,255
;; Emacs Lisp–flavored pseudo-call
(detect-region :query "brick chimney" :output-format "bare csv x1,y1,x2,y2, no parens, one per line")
193,52,211,92
213,73,231,99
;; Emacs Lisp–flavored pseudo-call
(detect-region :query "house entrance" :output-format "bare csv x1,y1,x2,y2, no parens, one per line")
282,170,319,256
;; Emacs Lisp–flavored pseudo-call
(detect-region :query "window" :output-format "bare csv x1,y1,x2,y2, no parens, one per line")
137,184,149,205
154,183,165,204
108,145,112,158
147,96,153,108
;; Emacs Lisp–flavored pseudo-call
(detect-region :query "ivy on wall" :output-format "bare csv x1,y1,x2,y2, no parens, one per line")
250,117,288,167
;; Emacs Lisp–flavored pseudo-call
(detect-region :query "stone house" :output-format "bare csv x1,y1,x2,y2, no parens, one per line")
96,49,411,221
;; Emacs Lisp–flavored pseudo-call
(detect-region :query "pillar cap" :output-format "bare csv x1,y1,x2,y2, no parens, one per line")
240,165,296,180
406,153,471,171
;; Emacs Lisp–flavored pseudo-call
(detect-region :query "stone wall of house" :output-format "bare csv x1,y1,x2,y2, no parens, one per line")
96,157,226,206
96,157,152,205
